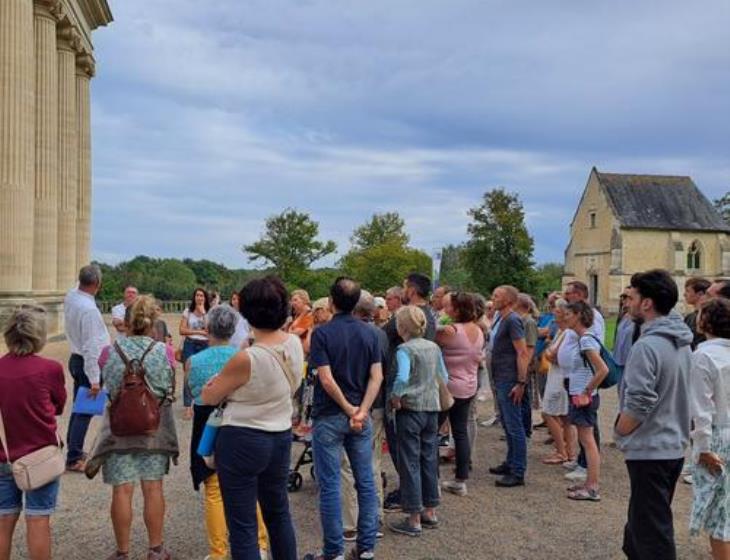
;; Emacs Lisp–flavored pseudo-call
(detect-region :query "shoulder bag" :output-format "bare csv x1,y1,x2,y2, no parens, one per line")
0,408,65,491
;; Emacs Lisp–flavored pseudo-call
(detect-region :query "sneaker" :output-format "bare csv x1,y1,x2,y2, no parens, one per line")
562,460,579,471
343,530,357,542
494,474,525,487
438,434,450,447
683,474,693,485
383,489,401,512
345,550,374,560
147,547,172,560
388,518,422,537
302,554,344,560
564,466,587,481
441,480,467,496
488,463,511,476
420,514,439,529
480,416,500,427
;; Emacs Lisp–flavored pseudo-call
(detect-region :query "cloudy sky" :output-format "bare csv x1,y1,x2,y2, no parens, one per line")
90,0,730,269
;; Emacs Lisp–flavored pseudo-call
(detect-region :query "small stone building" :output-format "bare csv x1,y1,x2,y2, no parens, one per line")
563,168,730,314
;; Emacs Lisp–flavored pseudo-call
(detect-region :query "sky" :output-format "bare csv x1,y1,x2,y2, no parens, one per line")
90,0,730,269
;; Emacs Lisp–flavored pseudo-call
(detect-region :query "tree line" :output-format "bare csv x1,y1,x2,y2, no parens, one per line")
96,188,563,303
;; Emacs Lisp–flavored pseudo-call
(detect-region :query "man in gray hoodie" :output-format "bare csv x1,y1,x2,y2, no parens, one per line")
615,269,693,560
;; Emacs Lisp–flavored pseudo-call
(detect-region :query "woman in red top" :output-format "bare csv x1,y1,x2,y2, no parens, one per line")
0,305,66,560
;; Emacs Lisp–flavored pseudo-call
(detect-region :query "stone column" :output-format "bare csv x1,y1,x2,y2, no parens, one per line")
56,22,80,291
0,0,35,294
75,54,94,270
32,0,60,293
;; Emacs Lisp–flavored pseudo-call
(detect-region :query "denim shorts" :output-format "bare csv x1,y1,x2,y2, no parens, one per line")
0,466,60,517
568,393,600,428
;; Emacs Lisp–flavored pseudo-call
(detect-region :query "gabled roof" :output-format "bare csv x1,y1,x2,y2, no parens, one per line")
594,168,730,233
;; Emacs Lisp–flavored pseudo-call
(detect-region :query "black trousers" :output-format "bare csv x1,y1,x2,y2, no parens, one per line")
438,396,474,480
623,458,684,560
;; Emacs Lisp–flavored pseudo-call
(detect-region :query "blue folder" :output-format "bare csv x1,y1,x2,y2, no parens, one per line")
72,387,108,416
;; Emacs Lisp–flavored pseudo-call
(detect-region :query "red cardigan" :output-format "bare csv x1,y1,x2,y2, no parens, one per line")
0,354,66,463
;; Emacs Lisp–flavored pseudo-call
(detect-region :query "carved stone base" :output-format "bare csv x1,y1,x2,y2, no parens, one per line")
0,292,66,340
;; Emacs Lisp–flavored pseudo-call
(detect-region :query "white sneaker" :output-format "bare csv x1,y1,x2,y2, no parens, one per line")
441,480,467,496
562,460,579,471
479,416,498,427
683,474,693,485
564,466,587,481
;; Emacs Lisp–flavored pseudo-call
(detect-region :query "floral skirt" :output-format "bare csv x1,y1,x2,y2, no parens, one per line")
690,424,730,541
102,452,170,486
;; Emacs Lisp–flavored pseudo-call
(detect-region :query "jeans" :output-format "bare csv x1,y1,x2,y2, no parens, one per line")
385,411,398,472
182,338,208,407
520,382,532,438
66,353,92,465
438,396,474,480
312,412,378,557
395,411,439,514
623,458,684,560
0,468,60,517
216,426,296,560
495,380,527,478
341,409,385,532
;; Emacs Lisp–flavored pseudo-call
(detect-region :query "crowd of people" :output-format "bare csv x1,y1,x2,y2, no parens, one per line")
0,264,728,560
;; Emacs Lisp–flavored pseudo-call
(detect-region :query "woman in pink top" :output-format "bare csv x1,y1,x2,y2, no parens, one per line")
436,292,484,496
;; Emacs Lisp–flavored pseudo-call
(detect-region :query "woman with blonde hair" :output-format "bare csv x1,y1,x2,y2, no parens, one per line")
87,295,178,560
288,289,314,346
0,305,66,560
388,305,448,537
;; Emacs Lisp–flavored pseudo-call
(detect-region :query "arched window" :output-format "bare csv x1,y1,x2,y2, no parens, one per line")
687,241,702,271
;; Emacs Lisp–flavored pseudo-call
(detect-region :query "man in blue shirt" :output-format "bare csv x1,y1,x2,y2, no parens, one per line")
305,277,383,560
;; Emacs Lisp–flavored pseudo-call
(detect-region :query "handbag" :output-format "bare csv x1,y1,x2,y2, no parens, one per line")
437,376,454,412
0,408,65,492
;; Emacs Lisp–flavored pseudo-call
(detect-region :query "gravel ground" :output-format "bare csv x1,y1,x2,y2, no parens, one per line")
5,315,710,559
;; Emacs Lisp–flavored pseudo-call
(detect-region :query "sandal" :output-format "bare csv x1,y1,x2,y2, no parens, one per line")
541,454,568,465
567,487,601,501
566,483,585,492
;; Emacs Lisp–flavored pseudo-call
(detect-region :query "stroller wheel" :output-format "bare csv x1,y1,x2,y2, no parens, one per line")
287,471,303,492
310,466,316,481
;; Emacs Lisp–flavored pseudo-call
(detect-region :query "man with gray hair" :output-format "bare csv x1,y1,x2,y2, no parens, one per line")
63,264,110,471
340,291,389,542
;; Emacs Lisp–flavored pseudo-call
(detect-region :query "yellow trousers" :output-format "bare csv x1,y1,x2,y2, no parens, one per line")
204,474,268,557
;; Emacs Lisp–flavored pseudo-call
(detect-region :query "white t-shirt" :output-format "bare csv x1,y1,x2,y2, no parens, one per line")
111,303,127,338
182,308,208,341
229,313,251,349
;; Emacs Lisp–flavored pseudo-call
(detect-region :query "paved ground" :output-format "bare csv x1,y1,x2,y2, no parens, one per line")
6,315,710,559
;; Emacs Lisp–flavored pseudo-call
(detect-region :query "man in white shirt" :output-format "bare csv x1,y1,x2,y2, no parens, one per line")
111,285,138,337
64,265,110,471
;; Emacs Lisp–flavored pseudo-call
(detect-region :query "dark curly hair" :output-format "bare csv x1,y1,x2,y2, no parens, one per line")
698,297,730,339
239,275,290,330
450,291,477,323
565,301,594,328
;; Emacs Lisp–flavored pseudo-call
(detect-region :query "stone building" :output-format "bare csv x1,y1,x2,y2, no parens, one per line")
563,167,730,314
0,0,112,335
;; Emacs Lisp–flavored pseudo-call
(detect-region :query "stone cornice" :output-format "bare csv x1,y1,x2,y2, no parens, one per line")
77,0,113,29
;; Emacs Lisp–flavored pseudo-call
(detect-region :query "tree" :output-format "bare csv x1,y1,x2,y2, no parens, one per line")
350,212,409,250
341,241,432,294
532,262,564,300
463,188,535,295
438,244,474,290
714,193,730,225
243,208,337,282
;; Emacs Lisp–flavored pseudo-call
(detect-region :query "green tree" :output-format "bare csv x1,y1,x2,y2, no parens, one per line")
438,244,473,290
243,208,337,282
151,259,198,300
714,193,730,224
341,241,432,294
350,212,409,250
532,262,564,300
463,188,535,295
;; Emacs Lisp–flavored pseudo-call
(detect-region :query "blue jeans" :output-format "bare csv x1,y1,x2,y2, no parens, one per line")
66,354,92,465
0,467,60,517
495,381,527,478
312,413,378,557
521,382,532,438
215,426,296,560
395,411,439,513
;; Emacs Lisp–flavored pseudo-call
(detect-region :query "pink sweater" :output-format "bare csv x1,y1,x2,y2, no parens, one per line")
442,324,484,399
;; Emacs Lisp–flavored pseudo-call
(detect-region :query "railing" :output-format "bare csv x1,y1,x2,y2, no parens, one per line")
97,301,189,314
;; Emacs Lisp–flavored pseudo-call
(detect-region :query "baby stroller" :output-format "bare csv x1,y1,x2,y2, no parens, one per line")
288,363,316,492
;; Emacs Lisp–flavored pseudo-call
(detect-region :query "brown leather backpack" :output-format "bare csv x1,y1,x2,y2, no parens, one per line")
109,341,161,437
